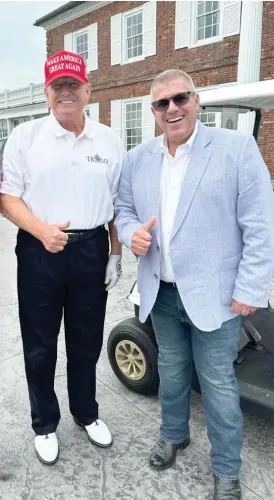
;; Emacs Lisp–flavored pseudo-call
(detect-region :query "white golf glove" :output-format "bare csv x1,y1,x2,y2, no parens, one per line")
105,254,122,291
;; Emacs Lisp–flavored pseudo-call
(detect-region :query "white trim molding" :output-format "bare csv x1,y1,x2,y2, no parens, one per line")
111,2,156,66
111,95,155,149
36,1,112,30
64,23,98,72
175,1,241,50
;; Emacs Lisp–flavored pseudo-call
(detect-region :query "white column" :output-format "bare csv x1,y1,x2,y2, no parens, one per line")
6,118,13,136
29,83,34,104
237,1,263,134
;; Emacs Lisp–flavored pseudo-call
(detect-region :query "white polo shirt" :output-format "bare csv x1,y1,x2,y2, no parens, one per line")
0,112,125,229
160,121,198,282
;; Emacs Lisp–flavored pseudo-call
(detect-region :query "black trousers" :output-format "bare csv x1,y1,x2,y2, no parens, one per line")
16,227,109,435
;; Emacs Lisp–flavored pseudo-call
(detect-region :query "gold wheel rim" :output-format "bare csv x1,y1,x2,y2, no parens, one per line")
115,340,147,381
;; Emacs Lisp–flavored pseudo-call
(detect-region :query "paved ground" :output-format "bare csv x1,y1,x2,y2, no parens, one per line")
1,218,274,500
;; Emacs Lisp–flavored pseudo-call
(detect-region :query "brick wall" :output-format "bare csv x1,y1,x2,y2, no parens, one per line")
258,111,274,180
259,1,274,179
45,0,274,178
47,1,239,92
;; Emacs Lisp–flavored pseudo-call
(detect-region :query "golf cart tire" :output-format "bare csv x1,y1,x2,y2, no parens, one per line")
107,317,159,395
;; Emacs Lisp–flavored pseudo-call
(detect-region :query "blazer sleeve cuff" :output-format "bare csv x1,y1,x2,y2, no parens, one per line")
121,222,143,250
232,288,269,308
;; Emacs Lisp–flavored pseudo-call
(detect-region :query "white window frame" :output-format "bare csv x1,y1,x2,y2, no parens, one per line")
74,29,89,63
190,1,224,48
85,103,99,122
73,28,89,64
198,110,222,127
122,97,143,150
0,120,8,140
64,23,98,72
122,6,145,65
13,117,30,128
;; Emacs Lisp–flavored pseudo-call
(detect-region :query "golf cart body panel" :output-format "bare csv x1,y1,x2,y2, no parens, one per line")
199,79,274,110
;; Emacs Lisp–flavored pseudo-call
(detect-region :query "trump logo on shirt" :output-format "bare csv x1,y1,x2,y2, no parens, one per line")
87,154,108,164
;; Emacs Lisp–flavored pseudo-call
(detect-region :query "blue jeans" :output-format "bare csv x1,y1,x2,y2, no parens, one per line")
151,281,243,480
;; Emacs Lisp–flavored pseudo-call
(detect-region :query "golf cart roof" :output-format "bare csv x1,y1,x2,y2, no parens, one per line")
199,79,274,111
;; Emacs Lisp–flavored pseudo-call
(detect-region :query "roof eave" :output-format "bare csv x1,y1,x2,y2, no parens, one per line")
34,2,84,27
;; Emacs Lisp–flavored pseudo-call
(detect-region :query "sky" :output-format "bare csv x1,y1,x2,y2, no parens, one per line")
0,1,67,93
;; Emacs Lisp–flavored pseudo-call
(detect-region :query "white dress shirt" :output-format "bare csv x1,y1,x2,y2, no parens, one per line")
0,112,125,229
160,121,198,282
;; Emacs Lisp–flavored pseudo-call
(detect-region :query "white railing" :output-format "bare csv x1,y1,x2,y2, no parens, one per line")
0,83,45,110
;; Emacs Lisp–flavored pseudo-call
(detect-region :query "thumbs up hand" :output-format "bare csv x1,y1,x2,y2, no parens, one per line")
131,216,157,256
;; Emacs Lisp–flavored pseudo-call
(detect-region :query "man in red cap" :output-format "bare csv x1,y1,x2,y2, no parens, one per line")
0,51,124,464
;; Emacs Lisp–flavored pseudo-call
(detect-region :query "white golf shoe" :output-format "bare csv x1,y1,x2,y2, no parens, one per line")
34,432,59,464
75,418,113,447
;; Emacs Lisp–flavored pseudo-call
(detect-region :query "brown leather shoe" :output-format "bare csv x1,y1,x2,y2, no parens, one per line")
149,437,190,470
214,475,241,499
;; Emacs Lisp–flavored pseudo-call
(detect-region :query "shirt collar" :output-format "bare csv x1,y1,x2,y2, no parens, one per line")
48,110,94,139
161,120,198,155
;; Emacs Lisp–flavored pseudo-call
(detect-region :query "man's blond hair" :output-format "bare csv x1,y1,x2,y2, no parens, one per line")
150,69,196,97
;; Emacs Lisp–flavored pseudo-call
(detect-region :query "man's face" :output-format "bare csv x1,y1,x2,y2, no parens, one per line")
45,77,91,118
151,78,200,145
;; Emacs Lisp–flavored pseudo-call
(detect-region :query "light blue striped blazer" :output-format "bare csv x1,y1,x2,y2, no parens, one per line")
115,122,274,331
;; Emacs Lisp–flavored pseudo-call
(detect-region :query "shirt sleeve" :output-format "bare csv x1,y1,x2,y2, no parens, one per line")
0,127,25,198
108,134,126,204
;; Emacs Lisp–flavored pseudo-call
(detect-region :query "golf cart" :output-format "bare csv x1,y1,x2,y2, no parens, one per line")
107,79,274,422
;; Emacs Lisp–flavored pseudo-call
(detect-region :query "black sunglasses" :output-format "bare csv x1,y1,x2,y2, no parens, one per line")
151,91,192,111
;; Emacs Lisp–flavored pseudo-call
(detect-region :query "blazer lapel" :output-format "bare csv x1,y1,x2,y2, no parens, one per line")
171,123,212,240
145,139,163,242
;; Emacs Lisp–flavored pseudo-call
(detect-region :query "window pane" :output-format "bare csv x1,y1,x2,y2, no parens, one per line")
205,1,213,13
136,117,142,128
125,101,142,150
198,111,216,127
212,23,218,37
205,13,213,27
0,120,8,139
197,28,204,40
213,12,218,24
127,34,143,59
131,23,137,36
198,16,205,29
126,11,143,59
198,2,205,15
197,2,220,41
205,25,212,38
213,1,219,11
76,31,88,62
136,20,142,34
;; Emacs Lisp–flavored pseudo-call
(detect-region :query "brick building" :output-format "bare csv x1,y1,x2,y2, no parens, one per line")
1,1,273,179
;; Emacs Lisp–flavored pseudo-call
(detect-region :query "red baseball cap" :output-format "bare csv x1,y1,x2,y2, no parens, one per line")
44,50,89,86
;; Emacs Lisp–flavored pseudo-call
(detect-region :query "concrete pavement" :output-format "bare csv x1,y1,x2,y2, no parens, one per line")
1,218,274,500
